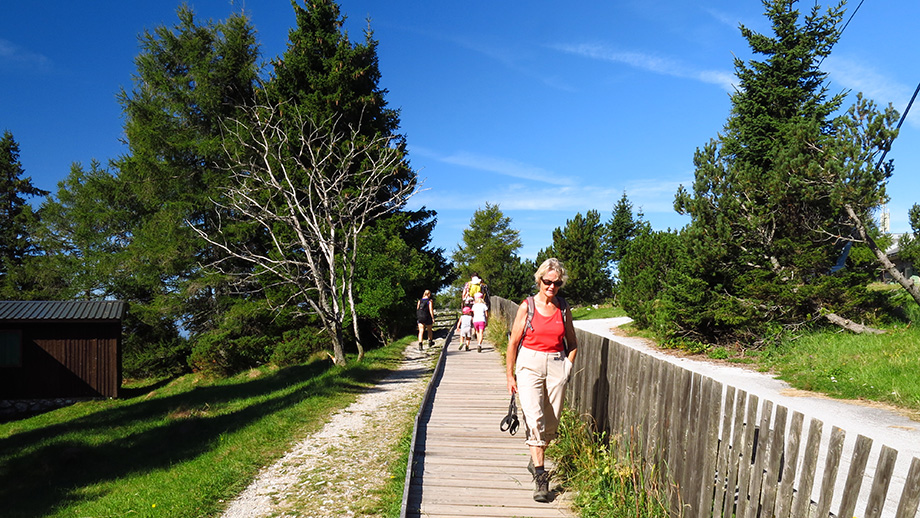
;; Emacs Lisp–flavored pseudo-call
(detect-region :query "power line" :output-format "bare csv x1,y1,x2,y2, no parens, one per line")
874,81,920,172
818,0,865,68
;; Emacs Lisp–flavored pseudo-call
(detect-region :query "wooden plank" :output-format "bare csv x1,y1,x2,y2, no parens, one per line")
405,340,576,518
864,445,898,518
815,426,846,518
761,405,788,517
895,457,920,518
612,343,632,440
601,339,617,438
682,372,704,516
656,359,674,470
671,368,694,515
792,418,824,518
775,411,804,518
838,434,873,518
735,393,760,518
626,348,643,448
696,378,722,518
645,357,662,464
667,363,684,514
711,385,736,517
722,388,749,518
633,351,650,454
745,400,773,518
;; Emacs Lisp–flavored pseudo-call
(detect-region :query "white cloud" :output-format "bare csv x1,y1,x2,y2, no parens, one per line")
0,38,51,71
411,146,574,186
823,56,919,128
552,42,736,92
412,176,687,216
703,8,741,30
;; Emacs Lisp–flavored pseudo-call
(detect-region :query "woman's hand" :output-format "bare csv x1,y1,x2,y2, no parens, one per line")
507,373,517,394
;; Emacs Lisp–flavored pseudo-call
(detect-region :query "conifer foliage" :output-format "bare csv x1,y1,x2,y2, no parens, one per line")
624,0,900,343
24,2,445,374
0,130,48,298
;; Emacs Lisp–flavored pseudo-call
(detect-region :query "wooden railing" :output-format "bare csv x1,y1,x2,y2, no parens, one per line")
491,296,920,518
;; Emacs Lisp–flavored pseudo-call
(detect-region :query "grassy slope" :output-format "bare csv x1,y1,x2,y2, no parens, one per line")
0,338,413,518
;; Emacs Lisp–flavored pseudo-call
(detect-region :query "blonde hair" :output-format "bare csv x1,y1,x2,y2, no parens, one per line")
422,289,431,298
534,258,568,288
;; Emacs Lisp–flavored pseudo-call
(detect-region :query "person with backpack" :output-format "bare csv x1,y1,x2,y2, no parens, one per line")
461,273,490,310
416,290,434,351
505,258,578,503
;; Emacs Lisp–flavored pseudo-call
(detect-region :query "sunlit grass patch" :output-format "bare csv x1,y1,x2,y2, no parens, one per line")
549,409,670,518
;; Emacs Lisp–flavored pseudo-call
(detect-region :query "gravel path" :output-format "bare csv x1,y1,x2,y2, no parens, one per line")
221,341,439,518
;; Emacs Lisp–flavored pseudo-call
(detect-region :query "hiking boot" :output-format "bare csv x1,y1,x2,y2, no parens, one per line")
478,345,482,353
418,342,423,351
533,471,551,503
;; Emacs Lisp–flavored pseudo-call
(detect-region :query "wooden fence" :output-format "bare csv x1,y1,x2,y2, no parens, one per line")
491,296,920,518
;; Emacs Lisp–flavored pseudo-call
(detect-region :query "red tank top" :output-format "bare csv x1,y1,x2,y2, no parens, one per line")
521,300,565,353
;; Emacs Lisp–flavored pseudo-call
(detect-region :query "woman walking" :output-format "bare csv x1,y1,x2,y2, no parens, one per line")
505,258,578,502
416,290,434,351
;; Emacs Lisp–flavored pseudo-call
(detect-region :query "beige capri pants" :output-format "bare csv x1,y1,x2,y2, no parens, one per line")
515,346,574,447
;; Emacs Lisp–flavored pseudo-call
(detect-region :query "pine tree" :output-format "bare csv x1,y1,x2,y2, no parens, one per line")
0,130,49,298
551,210,612,304
452,203,527,300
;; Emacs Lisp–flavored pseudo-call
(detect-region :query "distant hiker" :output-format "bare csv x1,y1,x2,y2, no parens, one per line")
471,291,489,352
456,305,473,351
505,258,578,503
461,273,490,310
416,290,434,351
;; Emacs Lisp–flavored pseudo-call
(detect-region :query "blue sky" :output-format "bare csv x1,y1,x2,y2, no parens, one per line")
1,1,917,259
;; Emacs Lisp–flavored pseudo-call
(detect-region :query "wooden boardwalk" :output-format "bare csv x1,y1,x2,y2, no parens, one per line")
404,336,574,518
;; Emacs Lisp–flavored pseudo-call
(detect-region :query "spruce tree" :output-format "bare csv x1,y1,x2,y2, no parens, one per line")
0,130,49,298
39,7,263,375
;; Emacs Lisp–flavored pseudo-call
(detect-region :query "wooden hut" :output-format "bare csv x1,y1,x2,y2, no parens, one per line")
0,300,127,399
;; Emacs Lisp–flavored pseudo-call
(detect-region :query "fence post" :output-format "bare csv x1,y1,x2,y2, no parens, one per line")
815,426,846,518
774,411,805,518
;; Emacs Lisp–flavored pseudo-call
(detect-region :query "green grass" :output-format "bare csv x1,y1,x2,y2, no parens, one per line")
363,420,415,517
549,409,670,518
571,304,628,320
755,326,920,413
0,337,414,518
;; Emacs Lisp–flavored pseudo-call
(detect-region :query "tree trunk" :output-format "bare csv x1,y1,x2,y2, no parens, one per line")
822,311,885,335
330,322,347,366
845,204,920,307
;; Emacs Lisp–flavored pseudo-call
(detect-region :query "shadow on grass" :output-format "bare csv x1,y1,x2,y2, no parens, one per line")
0,357,393,517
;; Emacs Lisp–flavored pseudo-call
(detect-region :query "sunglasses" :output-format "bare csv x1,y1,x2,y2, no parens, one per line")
540,278,563,288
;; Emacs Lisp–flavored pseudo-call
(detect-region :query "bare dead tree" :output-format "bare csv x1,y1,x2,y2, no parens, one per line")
192,102,417,365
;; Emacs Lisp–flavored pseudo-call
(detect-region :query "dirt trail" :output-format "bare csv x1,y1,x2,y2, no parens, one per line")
220,341,438,518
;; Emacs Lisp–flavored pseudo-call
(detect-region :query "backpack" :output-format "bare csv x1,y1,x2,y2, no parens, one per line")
417,299,430,320
467,282,481,298
517,295,569,352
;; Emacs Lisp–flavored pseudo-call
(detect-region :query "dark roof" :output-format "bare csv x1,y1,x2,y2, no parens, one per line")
0,301,127,322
